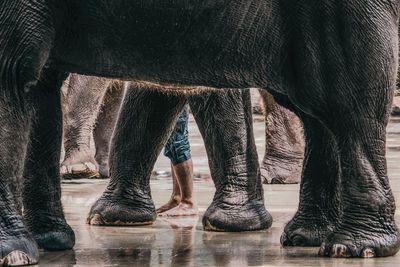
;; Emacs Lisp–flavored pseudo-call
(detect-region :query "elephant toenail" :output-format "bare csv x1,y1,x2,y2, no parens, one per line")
88,214,105,225
280,233,290,246
318,243,326,256
331,244,351,258
361,248,375,258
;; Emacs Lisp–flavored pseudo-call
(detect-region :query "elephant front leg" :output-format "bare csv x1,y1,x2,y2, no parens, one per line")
258,90,304,184
282,1,400,257
319,116,400,257
189,89,272,231
87,83,188,226
280,114,340,246
23,68,75,251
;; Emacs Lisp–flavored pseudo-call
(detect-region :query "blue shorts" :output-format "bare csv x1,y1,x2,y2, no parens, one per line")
163,106,192,165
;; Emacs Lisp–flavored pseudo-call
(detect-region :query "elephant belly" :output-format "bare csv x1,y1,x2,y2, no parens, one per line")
51,0,290,91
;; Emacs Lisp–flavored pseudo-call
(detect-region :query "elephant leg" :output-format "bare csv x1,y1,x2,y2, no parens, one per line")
318,113,400,257
258,90,304,184
317,111,400,257
61,74,111,178
288,4,399,257
0,2,55,264
280,113,339,246
0,101,39,266
87,83,188,225
23,67,75,251
189,89,272,231
0,95,39,265
93,81,125,178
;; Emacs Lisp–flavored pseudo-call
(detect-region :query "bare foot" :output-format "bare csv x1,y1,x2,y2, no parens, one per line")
158,202,198,217
156,196,181,214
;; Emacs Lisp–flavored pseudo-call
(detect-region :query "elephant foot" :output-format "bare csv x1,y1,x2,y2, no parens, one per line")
26,215,75,251
280,226,328,247
280,210,332,247
87,195,156,226
0,233,39,266
260,158,302,184
61,150,100,179
319,227,400,258
202,198,272,232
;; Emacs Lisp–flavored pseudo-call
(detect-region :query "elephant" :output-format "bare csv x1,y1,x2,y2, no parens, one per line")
60,75,304,184
0,0,399,265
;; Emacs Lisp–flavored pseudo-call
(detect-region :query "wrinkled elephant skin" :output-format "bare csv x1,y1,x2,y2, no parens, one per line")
61,78,304,184
0,1,399,265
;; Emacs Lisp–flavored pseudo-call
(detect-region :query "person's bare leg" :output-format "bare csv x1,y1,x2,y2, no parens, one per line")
156,164,182,213
158,159,198,216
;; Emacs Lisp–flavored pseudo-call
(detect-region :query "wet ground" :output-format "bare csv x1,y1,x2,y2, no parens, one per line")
37,115,400,266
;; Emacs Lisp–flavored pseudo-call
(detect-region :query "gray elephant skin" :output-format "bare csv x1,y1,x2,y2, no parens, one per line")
61,75,124,179
60,74,301,233
60,77,271,232
0,0,399,266
60,75,304,184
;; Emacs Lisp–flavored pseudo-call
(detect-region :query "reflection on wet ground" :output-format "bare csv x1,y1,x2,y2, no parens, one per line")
38,116,400,266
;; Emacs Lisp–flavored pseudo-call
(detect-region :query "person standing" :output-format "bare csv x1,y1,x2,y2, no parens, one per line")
157,106,198,217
